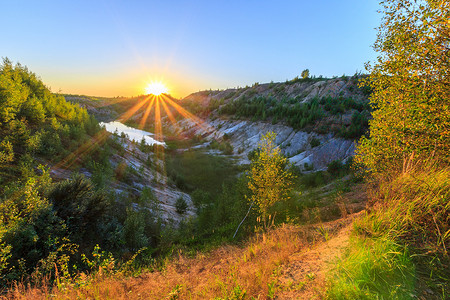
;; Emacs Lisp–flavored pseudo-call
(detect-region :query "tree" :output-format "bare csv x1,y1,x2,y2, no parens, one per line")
301,69,310,79
47,174,109,247
247,132,295,229
356,0,450,179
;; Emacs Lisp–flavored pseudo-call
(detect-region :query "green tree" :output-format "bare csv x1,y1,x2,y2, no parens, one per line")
301,69,310,79
247,132,295,229
356,0,450,179
47,174,109,248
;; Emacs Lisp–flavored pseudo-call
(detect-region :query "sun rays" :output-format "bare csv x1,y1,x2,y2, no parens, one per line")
51,93,216,187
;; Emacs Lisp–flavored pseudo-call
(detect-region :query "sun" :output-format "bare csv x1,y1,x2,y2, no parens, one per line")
145,82,168,96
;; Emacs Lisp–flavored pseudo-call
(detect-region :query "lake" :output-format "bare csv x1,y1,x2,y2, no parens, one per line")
100,121,166,146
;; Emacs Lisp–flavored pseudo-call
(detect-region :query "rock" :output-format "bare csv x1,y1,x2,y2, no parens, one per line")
172,117,356,171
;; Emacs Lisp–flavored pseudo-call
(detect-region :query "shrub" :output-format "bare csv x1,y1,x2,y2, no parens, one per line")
327,160,345,177
310,137,320,148
175,197,188,215
301,69,310,79
47,174,109,246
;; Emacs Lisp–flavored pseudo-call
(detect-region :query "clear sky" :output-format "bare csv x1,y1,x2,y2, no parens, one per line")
1,0,380,98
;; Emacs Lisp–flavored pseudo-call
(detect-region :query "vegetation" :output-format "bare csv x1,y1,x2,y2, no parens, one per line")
2,0,449,296
0,59,97,185
6,224,324,299
218,94,370,138
247,132,295,229
356,0,450,178
327,167,449,298
301,69,310,79
328,1,450,298
0,60,163,287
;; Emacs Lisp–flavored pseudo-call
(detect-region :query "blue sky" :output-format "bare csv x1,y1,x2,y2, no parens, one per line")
1,0,380,98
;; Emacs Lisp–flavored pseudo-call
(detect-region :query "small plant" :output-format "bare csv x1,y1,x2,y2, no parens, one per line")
317,225,330,241
267,281,276,299
303,162,314,171
246,132,296,229
310,137,320,148
175,197,188,215
167,284,183,300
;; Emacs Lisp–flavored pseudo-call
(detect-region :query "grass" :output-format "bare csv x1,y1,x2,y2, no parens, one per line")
5,224,321,299
326,166,450,299
3,170,367,299
166,149,239,196
327,234,416,299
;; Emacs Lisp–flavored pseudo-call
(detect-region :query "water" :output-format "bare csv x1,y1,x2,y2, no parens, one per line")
100,121,165,146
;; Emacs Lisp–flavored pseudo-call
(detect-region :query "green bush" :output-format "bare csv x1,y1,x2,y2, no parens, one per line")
175,197,188,215
310,137,320,148
300,171,326,188
47,174,109,247
327,160,345,177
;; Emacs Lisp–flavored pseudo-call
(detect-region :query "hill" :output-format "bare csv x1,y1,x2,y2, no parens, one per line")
67,75,371,172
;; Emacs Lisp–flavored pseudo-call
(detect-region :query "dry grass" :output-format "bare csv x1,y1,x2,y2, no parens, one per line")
4,223,330,300
3,180,368,300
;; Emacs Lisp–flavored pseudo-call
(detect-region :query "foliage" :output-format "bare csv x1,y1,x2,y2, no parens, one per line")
163,149,249,252
327,235,416,299
0,167,68,283
47,174,110,248
219,95,370,138
356,0,450,178
219,96,325,131
247,132,295,228
309,137,320,148
209,139,234,155
166,149,239,195
175,197,188,215
301,69,310,79
0,58,97,186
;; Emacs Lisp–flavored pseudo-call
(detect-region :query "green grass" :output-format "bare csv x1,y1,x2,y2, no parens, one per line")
166,149,240,197
327,233,416,299
326,166,450,299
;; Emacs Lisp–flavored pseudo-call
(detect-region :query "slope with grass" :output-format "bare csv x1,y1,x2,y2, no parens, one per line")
3,174,368,299
5,212,361,300
327,168,450,299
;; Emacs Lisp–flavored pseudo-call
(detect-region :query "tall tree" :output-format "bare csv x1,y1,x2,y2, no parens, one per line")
356,0,450,178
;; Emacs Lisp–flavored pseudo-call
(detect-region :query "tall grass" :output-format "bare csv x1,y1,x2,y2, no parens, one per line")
327,166,450,299
327,234,416,299
5,224,317,299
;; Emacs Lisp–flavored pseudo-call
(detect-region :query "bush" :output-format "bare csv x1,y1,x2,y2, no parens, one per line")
175,197,188,215
300,171,326,188
310,137,320,148
47,174,109,247
327,160,345,177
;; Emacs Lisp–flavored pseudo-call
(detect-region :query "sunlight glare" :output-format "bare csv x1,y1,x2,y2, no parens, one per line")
145,82,168,96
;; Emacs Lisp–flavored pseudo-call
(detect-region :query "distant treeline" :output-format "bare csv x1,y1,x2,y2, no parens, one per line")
216,95,371,139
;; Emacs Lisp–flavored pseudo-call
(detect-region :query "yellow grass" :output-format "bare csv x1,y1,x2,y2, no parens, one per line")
5,224,324,300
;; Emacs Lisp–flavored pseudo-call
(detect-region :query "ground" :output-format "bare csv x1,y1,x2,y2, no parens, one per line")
5,184,367,300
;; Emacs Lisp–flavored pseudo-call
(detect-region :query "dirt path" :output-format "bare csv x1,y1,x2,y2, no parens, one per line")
274,215,358,299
